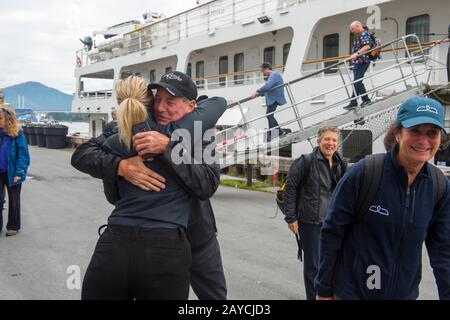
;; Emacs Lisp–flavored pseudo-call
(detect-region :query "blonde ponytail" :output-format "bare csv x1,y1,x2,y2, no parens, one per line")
115,76,152,150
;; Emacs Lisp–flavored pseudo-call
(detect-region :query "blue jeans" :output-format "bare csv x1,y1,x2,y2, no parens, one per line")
349,62,370,106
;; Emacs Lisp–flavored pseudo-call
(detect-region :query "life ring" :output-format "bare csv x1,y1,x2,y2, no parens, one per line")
76,56,82,67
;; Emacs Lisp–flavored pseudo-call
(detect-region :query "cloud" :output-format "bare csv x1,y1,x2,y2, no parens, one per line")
0,0,194,94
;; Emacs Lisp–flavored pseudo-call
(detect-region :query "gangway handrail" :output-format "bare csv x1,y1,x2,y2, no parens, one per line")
216,66,427,153
226,34,428,110
220,54,426,135
227,82,449,162
215,34,435,161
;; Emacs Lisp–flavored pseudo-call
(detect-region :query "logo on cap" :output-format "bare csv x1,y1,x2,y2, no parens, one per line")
163,73,183,82
416,105,438,115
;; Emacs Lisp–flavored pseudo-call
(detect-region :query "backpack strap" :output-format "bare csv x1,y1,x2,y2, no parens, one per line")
354,153,385,222
302,153,314,181
276,153,314,215
429,164,448,215
341,158,348,174
295,153,314,189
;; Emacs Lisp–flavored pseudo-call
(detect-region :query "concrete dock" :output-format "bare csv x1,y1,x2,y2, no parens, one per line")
0,146,440,300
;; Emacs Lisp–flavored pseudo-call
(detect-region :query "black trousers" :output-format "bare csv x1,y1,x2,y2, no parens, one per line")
82,225,192,300
190,235,227,300
298,222,322,300
0,172,22,232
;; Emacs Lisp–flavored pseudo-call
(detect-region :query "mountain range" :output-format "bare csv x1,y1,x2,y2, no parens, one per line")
3,82,72,111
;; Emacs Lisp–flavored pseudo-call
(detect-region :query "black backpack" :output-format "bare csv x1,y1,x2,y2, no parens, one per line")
354,154,448,222
367,31,382,61
276,154,313,215
276,182,287,214
276,154,347,214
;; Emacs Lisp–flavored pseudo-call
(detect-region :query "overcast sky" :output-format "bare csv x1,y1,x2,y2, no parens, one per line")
0,0,195,94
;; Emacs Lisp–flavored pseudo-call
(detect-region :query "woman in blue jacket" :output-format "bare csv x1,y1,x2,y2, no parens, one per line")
0,108,30,237
315,96,450,300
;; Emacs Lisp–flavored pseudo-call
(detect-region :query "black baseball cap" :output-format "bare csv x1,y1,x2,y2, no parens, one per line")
148,71,198,101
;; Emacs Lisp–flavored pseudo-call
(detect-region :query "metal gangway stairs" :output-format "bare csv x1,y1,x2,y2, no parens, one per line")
215,34,448,169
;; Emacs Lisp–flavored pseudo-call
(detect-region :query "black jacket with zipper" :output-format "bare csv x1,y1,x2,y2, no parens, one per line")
283,147,347,224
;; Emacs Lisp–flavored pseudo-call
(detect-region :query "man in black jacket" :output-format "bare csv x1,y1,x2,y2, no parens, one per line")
283,126,346,300
71,74,227,300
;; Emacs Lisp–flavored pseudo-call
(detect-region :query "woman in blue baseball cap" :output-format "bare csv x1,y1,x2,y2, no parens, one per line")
315,96,450,300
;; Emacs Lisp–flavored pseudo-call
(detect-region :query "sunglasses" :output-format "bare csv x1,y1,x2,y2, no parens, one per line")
0,108,13,115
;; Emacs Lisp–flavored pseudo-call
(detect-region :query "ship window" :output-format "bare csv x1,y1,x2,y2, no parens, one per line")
165,67,172,73
186,63,192,78
406,14,430,45
219,56,228,86
81,71,114,97
234,53,244,84
323,33,339,74
283,43,291,67
264,46,276,66
121,71,132,79
150,70,156,83
196,61,205,89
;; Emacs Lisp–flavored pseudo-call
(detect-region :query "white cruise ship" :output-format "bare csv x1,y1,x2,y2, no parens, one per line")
72,0,450,164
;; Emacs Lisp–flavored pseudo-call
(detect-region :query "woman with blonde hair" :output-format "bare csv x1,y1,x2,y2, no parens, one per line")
81,75,227,299
0,108,30,237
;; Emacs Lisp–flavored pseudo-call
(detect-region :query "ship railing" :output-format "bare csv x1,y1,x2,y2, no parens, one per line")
215,34,438,161
75,0,314,66
301,38,448,72
192,65,286,90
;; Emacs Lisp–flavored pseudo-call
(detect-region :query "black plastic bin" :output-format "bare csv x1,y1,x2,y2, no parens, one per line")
35,125,47,148
44,125,68,149
27,124,38,146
